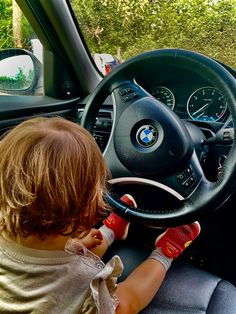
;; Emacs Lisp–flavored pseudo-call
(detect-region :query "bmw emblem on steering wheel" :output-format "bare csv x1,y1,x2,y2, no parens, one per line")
136,125,158,147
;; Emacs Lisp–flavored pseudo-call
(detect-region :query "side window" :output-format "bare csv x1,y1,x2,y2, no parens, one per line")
0,1,43,95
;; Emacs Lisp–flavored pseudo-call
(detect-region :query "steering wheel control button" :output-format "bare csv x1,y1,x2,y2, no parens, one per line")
176,166,196,191
189,175,195,183
122,92,139,102
176,173,185,182
118,87,139,102
136,125,158,147
183,181,191,188
119,87,134,96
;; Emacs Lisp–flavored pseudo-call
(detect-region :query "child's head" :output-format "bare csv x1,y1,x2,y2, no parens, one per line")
0,117,109,240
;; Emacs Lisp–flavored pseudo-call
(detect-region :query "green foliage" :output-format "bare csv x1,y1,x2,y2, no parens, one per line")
72,0,236,68
0,67,33,90
0,0,13,48
0,1,34,50
0,0,235,68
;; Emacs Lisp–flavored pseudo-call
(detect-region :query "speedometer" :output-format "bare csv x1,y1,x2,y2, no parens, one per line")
151,86,175,110
187,87,227,122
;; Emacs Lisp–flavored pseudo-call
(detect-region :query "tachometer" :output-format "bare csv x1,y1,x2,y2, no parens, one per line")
151,86,175,110
187,87,227,122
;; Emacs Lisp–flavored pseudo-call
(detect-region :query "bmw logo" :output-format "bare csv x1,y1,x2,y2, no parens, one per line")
136,125,158,147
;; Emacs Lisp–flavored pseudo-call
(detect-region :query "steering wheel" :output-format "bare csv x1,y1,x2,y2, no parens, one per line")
81,49,236,227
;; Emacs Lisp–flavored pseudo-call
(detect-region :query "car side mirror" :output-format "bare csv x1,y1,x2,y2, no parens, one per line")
0,48,43,95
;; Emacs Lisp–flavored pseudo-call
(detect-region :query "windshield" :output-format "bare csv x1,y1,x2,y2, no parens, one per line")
71,0,236,73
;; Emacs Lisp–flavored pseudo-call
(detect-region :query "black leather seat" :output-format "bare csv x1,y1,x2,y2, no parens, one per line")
103,243,236,314
141,262,236,314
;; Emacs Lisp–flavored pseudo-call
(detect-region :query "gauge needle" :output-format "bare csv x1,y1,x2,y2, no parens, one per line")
195,112,205,119
192,103,210,116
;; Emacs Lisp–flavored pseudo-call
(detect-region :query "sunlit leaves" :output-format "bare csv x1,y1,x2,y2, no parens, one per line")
71,0,236,68
0,1,35,50
0,0,13,48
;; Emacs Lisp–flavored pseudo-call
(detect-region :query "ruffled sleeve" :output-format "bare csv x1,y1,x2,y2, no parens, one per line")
65,238,123,314
89,255,123,313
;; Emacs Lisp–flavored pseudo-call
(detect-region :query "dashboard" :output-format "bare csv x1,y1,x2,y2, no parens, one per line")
135,62,236,125
91,60,236,133
149,85,228,123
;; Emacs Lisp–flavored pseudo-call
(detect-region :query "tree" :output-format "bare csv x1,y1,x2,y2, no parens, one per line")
71,0,236,68
12,0,23,47
72,0,156,60
0,0,33,50
0,0,235,68
0,0,13,49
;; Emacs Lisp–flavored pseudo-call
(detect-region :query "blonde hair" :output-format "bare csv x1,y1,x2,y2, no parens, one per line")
0,117,109,239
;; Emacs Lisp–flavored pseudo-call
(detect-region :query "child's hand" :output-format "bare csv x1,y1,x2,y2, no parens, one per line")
78,228,103,249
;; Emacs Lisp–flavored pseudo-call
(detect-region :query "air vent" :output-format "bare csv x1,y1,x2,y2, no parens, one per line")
93,110,112,151
94,111,112,131
97,111,112,119
77,109,112,125
77,109,112,151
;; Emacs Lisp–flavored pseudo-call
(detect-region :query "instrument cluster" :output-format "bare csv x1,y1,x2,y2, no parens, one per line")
150,85,228,122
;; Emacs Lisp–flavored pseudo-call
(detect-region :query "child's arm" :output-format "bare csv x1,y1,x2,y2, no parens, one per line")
78,228,103,250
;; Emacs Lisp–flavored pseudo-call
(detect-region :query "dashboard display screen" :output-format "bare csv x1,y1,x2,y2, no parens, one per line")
187,87,227,122
151,86,175,110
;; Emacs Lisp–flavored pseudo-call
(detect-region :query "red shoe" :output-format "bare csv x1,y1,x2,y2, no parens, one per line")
155,222,201,258
103,194,136,240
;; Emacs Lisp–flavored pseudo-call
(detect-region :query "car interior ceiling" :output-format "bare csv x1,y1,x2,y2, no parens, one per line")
2,0,236,292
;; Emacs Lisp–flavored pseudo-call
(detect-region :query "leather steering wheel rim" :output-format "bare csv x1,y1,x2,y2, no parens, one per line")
81,48,236,227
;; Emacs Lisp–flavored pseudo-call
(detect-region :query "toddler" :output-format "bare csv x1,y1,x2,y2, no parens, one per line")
0,117,200,313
